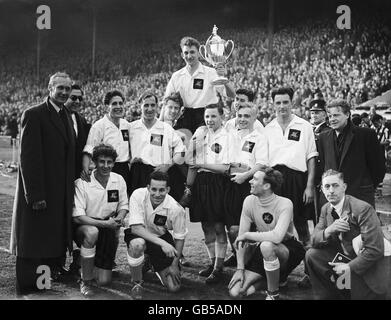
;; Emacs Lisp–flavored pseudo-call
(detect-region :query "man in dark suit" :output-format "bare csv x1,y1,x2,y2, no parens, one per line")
305,169,389,299
317,99,385,207
64,84,90,179
10,72,75,295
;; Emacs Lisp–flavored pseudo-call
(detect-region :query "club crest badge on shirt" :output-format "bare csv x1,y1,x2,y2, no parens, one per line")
193,79,204,90
154,214,167,226
288,129,301,141
107,190,119,202
262,212,274,224
211,143,222,154
150,134,163,146
242,141,255,153
121,129,129,141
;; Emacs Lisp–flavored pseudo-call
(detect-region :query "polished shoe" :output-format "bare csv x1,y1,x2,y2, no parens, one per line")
131,281,144,300
279,279,288,288
79,279,95,297
179,186,192,208
198,264,214,277
205,268,224,285
179,254,191,267
51,266,70,282
223,254,237,267
297,274,311,288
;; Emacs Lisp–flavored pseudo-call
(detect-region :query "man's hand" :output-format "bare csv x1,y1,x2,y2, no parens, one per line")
155,164,171,173
231,172,248,185
105,217,121,230
234,233,249,250
303,185,314,204
32,200,47,210
215,63,226,77
325,219,350,235
167,263,181,286
161,242,178,258
328,262,350,275
228,269,245,291
80,168,91,182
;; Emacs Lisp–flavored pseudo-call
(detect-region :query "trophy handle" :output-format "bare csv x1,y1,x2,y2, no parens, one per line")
199,44,215,66
225,40,235,61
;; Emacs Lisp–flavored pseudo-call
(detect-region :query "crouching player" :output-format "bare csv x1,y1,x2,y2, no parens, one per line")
124,170,187,299
73,144,129,296
228,168,305,300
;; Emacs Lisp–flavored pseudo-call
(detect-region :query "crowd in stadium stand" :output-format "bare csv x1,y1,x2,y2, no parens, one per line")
1,16,390,134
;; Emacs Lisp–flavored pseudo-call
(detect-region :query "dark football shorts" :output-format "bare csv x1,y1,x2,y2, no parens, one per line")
73,223,118,270
124,228,175,272
244,237,305,281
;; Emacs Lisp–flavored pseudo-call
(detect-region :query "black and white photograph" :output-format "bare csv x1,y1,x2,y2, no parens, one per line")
0,0,390,305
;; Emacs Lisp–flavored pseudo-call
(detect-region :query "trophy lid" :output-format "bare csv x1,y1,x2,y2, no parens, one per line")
209,25,222,43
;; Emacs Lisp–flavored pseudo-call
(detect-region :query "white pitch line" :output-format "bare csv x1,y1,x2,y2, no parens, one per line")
98,285,133,300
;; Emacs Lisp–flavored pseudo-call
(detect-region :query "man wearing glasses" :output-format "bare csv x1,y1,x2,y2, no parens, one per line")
64,84,90,179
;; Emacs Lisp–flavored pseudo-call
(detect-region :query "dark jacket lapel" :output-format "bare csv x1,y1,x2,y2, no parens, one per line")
339,125,354,169
46,98,68,142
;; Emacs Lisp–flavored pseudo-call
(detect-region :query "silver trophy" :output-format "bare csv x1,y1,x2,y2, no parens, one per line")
199,25,234,81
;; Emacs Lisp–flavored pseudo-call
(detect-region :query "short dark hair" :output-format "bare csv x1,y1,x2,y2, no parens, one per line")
104,90,124,105
149,170,170,186
326,99,350,115
205,103,224,116
271,87,294,101
322,169,344,183
138,90,158,104
361,112,369,119
236,88,255,102
92,144,118,162
71,84,84,96
351,114,362,126
180,36,200,50
260,166,284,192
164,92,183,107
371,114,383,123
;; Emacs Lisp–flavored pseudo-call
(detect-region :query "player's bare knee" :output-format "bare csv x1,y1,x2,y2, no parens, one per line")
260,241,276,258
82,226,99,246
228,226,239,239
128,238,146,257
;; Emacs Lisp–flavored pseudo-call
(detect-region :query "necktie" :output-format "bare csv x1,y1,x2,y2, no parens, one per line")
331,208,339,220
59,108,69,136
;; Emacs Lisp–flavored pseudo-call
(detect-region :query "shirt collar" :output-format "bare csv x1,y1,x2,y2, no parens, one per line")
331,196,345,217
269,114,303,129
90,170,115,189
145,190,171,212
180,62,205,77
49,98,61,113
314,121,326,131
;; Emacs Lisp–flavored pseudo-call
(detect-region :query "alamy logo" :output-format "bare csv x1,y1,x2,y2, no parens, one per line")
36,265,51,290
336,5,351,30
36,5,51,30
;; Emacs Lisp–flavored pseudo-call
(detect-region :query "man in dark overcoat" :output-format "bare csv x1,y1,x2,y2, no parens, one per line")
10,72,75,295
316,99,385,208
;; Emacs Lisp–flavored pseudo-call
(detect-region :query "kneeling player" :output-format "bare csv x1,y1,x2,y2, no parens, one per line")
228,168,305,300
73,144,129,296
124,170,187,299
